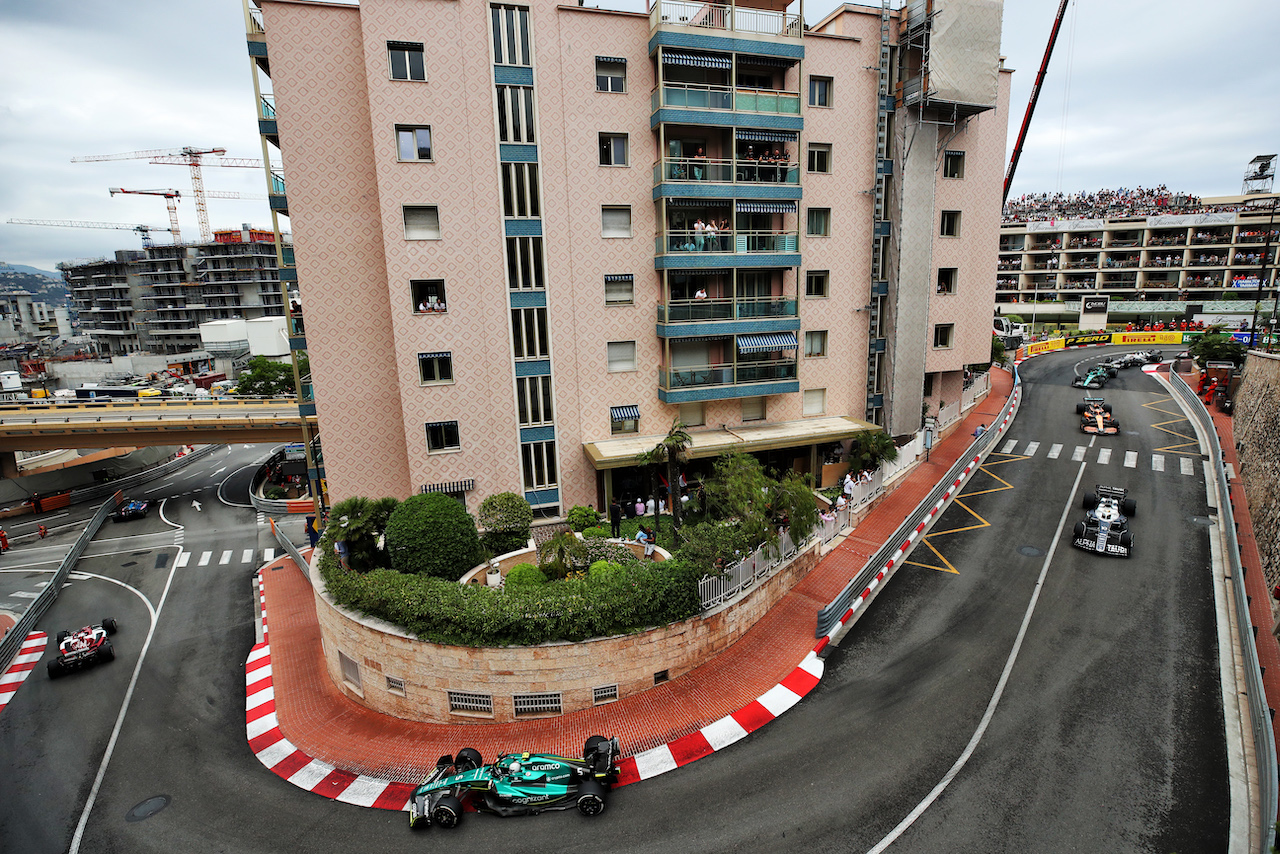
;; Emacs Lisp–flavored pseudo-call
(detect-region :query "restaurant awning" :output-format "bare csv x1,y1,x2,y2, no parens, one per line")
583,416,879,470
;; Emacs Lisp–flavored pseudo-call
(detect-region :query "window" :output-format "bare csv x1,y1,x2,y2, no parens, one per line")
805,270,829,298
933,323,954,348
511,307,549,359
599,133,629,167
940,210,961,237
426,420,461,452
418,352,454,384
403,206,440,240
807,208,831,237
943,150,965,179
741,397,765,422
396,125,433,161
678,402,704,427
521,441,558,490
808,76,832,107
506,236,545,290
516,375,554,426
411,279,447,312
500,163,541,217
595,58,626,93
804,330,828,357
448,690,493,715
937,268,957,295
601,205,632,238
605,274,634,305
807,143,832,174
490,5,531,66
607,341,636,372
388,42,425,81
338,651,362,689
496,86,536,143
803,388,826,416
610,405,639,434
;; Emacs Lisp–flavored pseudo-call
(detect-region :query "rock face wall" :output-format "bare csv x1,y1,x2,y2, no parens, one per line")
1233,352,1280,605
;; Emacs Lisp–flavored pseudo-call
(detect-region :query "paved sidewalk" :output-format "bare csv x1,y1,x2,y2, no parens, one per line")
252,368,1015,804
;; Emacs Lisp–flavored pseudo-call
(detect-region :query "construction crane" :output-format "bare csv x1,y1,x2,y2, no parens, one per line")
1002,0,1072,204
205,190,269,201
72,147,227,243
7,218,173,248
109,188,182,243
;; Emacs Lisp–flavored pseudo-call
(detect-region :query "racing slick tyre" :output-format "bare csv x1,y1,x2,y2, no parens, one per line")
1107,368,1117,378
47,658,65,679
431,795,464,829
1073,521,1086,538
576,779,607,817
1121,498,1137,517
1102,403,1112,413
454,747,483,773
102,618,118,635
583,735,607,760
1119,531,1133,549
1083,492,1099,511
56,630,69,643
98,640,115,663
1076,402,1088,414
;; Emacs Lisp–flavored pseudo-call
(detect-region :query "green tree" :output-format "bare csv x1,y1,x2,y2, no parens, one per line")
702,453,773,552
384,493,484,580
851,430,899,472
234,356,296,397
536,531,587,580
657,420,693,532
769,470,820,543
991,333,1008,366
634,448,665,538
675,519,752,574
1188,329,1247,368
476,492,533,556
327,496,399,571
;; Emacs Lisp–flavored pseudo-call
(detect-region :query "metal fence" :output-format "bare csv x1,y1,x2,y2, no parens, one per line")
0,492,121,671
814,369,1020,639
1167,369,1277,853
269,518,312,580
699,528,813,610
68,444,218,505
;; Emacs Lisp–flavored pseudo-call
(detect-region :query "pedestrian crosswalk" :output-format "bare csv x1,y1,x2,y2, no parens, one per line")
177,548,281,569
992,439,1200,477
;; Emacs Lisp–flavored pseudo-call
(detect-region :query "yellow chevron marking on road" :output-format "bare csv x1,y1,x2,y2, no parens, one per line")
960,466,1016,498
904,536,960,574
1144,395,1199,455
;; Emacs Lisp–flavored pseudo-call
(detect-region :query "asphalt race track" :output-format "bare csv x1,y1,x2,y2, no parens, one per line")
0,354,1233,852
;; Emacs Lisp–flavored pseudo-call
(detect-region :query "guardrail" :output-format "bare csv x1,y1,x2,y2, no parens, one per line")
1167,369,1277,853
269,518,311,580
68,444,218,505
815,369,1021,639
0,397,300,412
0,492,121,671
699,528,814,610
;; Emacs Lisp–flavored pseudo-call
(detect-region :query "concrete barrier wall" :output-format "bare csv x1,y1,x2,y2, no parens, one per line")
1233,351,1280,604
311,542,819,723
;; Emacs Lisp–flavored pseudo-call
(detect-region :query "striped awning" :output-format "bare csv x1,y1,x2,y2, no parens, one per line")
665,197,732,208
418,351,450,360
604,273,634,282
661,50,731,69
736,129,799,143
610,405,640,422
596,55,627,64
421,479,475,495
737,55,798,68
736,201,797,214
737,332,798,353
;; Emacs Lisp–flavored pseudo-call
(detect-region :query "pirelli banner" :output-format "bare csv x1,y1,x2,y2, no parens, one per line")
1112,331,1184,345
1023,338,1065,356
1078,295,1110,332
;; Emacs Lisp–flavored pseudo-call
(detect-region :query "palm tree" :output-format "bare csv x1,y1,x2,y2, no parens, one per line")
852,430,898,473
658,420,692,531
635,447,664,537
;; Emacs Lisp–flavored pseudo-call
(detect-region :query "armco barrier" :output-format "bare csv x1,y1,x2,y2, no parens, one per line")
269,518,312,580
1168,369,1277,854
0,492,121,671
815,368,1021,639
68,444,218,505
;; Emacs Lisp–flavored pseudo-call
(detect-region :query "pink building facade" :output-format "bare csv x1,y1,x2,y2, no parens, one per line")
251,0,1008,513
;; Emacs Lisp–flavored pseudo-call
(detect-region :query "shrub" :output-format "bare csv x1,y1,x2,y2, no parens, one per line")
478,492,532,540
581,537,641,569
677,520,752,574
264,486,287,500
537,531,587,580
482,530,530,558
582,526,609,539
505,563,547,586
566,504,601,532
327,495,399,572
384,493,484,580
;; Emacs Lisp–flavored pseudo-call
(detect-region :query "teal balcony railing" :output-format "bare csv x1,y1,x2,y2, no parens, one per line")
657,229,799,255
659,358,797,391
657,297,797,323
650,83,800,115
269,170,286,196
653,156,799,186
650,0,802,38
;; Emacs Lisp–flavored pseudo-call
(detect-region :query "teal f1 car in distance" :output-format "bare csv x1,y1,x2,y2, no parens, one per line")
408,735,620,830
1071,365,1115,389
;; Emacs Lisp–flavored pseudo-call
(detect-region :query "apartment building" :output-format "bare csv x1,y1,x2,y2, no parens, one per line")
60,227,288,356
996,198,1280,324
247,0,1008,513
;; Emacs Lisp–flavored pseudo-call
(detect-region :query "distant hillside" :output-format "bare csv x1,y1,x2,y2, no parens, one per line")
0,262,70,308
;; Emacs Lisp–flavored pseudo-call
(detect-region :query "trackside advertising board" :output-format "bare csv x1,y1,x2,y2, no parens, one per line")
1112,331,1184,345
1023,338,1065,356
1064,333,1113,347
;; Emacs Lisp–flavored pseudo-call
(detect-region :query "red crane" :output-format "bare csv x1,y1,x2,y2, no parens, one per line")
72,147,229,243
1002,0,1072,204
109,188,183,243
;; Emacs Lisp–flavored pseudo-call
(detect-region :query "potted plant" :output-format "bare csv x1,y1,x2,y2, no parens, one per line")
485,559,502,588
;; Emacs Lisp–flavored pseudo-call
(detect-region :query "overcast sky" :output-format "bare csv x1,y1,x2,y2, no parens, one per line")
1,0,1277,273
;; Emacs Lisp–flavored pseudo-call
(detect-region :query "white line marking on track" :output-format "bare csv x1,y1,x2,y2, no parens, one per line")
219,550,233,565
242,549,254,563
1048,443,1063,460
1152,454,1165,472
1124,450,1138,468
1098,448,1111,465
1181,457,1194,476
263,549,275,561
198,551,211,567
1001,439,1017,454
176,552,190,568
1024,441,1040,456
1072,446,1086,462
8,591,39,599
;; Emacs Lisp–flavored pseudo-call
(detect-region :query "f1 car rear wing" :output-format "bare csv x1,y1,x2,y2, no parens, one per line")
1094,484,1128,500
1081,396,1104,404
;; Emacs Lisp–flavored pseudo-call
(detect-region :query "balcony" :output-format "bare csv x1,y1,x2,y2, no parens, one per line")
657,229,798,255
650,82,800,116
650,0,802,39
653,156,799,187
656,296,798,338
658,357,799,403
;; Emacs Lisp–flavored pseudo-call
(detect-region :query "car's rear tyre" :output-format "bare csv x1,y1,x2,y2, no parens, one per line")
1073,521,1086,538
56,630,69,643
1119,531,1133,548
98,640,115,662
1083,493,1099,510
583,735,607,760
454,747,482,773
1102,404,1112,413
1107,368,1117,378
1121,498,1136,517
576,779,607,817
102,618,118,635
47,658,64,679
1075,403,1087,414
431,796,464,829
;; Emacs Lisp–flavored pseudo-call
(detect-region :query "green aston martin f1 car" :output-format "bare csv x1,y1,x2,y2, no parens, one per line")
408,735,620,830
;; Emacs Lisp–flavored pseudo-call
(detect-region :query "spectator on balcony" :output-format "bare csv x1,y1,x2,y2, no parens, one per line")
692,147,707,181
694,218,705,251
694,285,708,300
705,219,717,250
718,218,731,251
743,145,757,181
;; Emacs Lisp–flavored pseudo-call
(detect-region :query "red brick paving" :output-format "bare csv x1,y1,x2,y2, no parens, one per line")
260,369,1016,783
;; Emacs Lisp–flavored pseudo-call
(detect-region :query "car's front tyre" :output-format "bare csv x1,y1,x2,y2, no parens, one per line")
576,780,607,817
431,796,464,829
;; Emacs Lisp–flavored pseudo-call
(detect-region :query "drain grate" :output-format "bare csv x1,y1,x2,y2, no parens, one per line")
1018,545,1046,557
125,795,171,822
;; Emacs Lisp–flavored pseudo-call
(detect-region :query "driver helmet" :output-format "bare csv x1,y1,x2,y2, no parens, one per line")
507,760,522,776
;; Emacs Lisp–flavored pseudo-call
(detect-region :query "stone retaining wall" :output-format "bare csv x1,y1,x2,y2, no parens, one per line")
1233,351,1280,613
311,541,819,723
